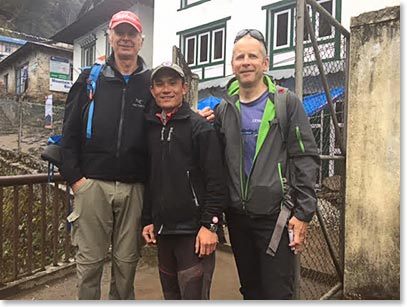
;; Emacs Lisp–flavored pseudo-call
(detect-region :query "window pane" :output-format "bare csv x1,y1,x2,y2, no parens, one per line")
199,34,209,63
213,30,223,60
186,37,195,65
276,12,289,47
186,0,200,5
319,0,333,37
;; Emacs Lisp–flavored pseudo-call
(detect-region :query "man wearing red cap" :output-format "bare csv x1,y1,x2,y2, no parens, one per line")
60,11,151,299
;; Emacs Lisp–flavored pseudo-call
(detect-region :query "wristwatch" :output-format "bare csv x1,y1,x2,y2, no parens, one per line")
203,216,219,233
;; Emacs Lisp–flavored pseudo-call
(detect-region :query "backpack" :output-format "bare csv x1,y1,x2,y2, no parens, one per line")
40,61,105,178
84,59,105,139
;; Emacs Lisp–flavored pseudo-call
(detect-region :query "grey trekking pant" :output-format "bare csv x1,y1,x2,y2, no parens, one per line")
67,179,144,300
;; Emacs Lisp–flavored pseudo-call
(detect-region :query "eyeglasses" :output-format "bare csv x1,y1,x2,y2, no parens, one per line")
234,29,267,50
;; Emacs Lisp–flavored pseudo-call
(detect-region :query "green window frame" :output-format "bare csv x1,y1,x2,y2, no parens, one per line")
178,0,211,11
263,0,341,69
177,17,230,81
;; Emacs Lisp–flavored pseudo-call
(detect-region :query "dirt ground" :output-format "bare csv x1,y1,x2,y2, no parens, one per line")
6,246,242,300
0,134,243,301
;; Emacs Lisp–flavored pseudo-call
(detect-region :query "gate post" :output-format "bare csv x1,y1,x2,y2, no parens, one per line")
293,0,305,299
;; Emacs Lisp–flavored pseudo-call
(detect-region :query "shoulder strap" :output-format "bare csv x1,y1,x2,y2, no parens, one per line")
85,61,105,139
274,85,289,143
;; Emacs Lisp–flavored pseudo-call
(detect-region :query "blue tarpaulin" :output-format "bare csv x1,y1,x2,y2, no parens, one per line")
197,96,222,110
197,86,345,117
303,86,344,116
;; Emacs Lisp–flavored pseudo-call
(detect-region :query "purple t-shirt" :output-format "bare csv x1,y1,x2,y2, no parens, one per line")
240,90,269,177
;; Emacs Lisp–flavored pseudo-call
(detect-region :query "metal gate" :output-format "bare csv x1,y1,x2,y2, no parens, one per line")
294,0,349,299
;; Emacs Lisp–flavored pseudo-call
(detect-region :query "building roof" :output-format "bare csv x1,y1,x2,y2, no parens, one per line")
50,0,151,44
0,41,72,70
0,35,26,46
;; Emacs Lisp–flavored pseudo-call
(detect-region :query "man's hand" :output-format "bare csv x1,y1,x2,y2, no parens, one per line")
288,216,309,254
142,224,156,244
195,226,218,257
71,177,87,192
196,106,215,122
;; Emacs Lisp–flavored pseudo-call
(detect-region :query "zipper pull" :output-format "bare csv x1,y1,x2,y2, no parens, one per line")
167,127,174,141
161,127,165,141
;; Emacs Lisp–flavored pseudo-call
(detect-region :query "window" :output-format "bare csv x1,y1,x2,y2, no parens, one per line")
82,43,96,67
15,64,28,95
5,44,11,53
264,0,340,69
3,74,8,92
179,18,228,80
185,36,196,66
198,32,209,64
180,0,210,10
274,9,291,49
212,28,224,61
317,0,334,38
79,33,97,67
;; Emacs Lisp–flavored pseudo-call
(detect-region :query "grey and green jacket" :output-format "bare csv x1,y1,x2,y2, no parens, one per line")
214,75,319,222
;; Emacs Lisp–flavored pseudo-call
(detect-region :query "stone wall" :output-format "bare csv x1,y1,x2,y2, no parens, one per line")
0,47,72,104
344,5,400,299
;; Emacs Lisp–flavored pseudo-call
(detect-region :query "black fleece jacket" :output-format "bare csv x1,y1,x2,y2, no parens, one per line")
142,102,226,235
60,54,152,185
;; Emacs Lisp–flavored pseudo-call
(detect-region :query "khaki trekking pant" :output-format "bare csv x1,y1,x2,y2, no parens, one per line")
67,179,144,300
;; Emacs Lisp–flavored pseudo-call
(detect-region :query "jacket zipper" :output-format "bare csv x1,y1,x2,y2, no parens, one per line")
187,170,200,207
277,162,285,209
116,87,127,158
295,126,305,153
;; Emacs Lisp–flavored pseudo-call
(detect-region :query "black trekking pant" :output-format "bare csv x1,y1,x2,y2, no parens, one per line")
226,212,295,300
157,234,215,300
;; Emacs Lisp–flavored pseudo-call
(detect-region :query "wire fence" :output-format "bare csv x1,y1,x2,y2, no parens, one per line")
296,0,349,299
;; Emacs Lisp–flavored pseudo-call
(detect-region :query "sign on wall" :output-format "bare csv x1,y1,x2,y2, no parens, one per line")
49,56,73,93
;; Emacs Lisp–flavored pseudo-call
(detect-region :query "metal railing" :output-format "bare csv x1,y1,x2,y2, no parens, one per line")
0,173,74,286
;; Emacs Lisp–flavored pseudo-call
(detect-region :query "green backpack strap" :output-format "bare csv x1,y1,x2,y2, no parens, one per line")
274,85,289,143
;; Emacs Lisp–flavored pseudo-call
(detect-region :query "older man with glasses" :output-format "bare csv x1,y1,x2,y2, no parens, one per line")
213,29,319,299
60,11,151,299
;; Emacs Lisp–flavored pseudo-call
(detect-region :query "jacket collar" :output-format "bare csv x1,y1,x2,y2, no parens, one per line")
103,53,149,78
225,74,277,105
147,100,191,123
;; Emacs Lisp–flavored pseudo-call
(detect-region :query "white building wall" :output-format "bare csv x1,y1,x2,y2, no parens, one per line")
72,2,154,81
153,0,400,76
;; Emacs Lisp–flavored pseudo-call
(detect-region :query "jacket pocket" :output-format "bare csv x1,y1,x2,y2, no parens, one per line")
73,178,93,194
246,163,284,215
187,170,200,207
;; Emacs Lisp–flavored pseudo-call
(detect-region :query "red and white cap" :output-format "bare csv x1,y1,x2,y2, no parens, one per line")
109,11,143,33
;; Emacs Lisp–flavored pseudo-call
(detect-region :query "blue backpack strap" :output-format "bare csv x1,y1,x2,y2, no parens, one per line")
86,60,105,139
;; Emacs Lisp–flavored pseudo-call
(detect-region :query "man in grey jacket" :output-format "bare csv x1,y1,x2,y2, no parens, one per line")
214,29,319,300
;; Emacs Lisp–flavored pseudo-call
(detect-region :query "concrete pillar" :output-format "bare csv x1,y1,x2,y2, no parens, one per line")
344,6,400,299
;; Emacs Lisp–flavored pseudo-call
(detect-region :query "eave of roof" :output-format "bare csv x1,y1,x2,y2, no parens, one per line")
50,0,151,44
